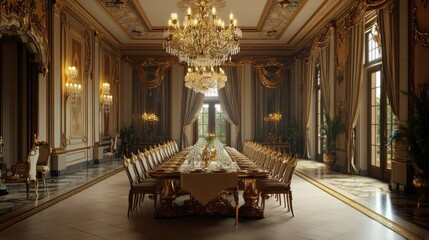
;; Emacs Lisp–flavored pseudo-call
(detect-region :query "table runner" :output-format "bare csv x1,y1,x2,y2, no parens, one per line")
180,172,238,205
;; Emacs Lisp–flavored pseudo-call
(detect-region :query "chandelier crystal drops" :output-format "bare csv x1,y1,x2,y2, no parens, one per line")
164,0,242,68
185,66,227,94
65,66,82,106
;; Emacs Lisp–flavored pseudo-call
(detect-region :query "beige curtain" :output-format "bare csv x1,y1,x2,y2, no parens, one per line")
218,66,242,151
346,20,364,175
180,81,205,149
301,57,315,159
318,28,333,116
378,1,399,117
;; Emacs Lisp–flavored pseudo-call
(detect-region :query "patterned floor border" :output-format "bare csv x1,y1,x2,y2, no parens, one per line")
0,168,124,231
294,169,423,240
0,166,423,239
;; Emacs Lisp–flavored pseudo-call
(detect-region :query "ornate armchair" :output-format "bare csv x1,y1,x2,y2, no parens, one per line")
106,134,119,163
35,141,52,185
2,146,40,200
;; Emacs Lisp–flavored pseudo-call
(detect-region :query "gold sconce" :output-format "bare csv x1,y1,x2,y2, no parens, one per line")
65,66,82,105
101,82,113,112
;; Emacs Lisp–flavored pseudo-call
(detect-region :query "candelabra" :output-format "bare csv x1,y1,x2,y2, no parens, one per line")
264,113,282,143
142,113,159,122
65,66,82,106
101,82,113,112
142,113,159,143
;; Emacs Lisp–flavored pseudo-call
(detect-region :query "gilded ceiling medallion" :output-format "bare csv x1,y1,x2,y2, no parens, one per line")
177,0,226,11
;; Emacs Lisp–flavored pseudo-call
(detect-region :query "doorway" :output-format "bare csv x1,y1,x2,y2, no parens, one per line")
0,35,39,166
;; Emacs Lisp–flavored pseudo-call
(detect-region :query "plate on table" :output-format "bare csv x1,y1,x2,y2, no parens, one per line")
156,168,174,172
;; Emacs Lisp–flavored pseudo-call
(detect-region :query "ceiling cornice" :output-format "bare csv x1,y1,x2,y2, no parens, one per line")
64,0,121,48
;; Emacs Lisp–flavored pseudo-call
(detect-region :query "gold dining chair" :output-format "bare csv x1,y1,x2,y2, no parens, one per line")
123,155,162,216
257,158,297,217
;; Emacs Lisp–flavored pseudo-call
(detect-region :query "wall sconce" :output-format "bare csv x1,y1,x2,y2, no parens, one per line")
101,82,113,112
65,66,82,106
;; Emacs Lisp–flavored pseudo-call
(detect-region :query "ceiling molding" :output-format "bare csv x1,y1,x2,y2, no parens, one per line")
65,0,121,48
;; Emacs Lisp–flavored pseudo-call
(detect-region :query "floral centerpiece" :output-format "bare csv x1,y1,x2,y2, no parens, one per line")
186,134,233,169
205,133,216,146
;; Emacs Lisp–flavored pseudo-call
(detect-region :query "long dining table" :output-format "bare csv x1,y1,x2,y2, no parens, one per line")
149,147,268,218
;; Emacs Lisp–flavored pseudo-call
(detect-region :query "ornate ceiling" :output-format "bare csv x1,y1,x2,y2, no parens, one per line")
71,0,354,57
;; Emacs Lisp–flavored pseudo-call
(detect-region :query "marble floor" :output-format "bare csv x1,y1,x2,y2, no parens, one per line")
0,158,427,240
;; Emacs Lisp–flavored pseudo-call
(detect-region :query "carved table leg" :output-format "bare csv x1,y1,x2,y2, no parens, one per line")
155,179,180,218
239,179,264,218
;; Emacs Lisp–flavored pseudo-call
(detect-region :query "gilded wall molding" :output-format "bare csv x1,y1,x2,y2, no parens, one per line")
412,8,429,47
82,30,92,80
0,0,50,75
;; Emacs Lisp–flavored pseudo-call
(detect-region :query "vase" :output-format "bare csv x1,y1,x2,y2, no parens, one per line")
323,152,336,170
201,145,211,168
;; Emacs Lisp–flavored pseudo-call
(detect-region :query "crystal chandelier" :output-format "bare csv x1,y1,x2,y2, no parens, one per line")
101,82,113,112
65,66,82,106
185,66,227,94
164,0,242,68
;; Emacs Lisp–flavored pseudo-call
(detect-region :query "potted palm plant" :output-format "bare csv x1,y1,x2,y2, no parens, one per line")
120,124,134,157
320,111,345,170
400,90,429,200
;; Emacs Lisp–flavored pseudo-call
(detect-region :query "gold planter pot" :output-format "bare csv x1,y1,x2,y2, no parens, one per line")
323,153,336,170
413,174,429,205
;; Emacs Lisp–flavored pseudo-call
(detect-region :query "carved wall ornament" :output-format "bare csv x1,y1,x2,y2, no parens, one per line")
61,133,68,147
412,8,429,47
335,20,350,80
54,0,66,11
364,0,388,9
0,0,50,75
82,30,92,79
